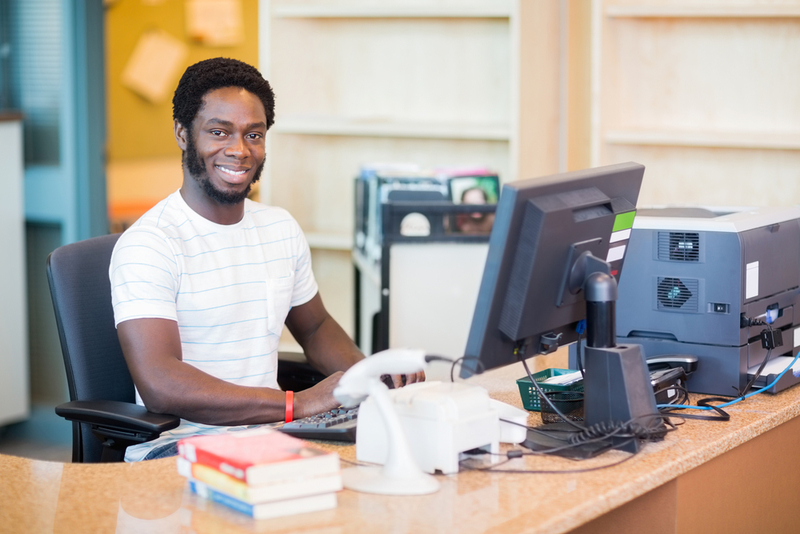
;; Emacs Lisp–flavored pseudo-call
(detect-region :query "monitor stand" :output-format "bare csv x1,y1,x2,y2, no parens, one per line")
582,343,662,453
522,271,664,457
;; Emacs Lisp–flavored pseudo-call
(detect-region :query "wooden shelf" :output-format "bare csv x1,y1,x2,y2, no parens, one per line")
272,116,511,141
605,129,800,150
305,232,354,251
605,4,800,19
274,3,512,19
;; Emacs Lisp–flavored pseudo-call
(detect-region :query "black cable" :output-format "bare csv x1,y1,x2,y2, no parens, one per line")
459,448,638,474
653,383,690,407
498,417,636,454
737,322,774,397
567,413,676,447
576,322,586,380
444,355,485,382
658,386,731,421
520,357,585,431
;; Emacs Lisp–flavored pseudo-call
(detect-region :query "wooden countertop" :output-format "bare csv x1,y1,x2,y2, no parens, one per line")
2,361,800,534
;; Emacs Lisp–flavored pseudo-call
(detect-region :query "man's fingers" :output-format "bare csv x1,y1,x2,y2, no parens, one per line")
379,372,426,389
404,371,425,385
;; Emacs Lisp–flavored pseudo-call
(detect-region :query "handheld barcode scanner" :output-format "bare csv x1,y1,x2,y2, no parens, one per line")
333,349,439,495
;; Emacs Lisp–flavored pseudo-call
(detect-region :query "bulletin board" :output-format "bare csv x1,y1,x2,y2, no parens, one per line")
105,0,260,162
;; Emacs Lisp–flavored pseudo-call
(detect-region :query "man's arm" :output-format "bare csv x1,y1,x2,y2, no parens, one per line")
117,318,343,425
285,293,425,388
284,293,363,375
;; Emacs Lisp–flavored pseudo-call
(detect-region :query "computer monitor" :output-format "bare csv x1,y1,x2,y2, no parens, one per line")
460,162,662,453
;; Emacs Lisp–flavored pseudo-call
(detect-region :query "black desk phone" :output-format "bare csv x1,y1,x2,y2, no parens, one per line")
647,355,698,405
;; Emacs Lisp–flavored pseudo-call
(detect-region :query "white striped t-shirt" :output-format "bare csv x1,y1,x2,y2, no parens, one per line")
109,190,318,461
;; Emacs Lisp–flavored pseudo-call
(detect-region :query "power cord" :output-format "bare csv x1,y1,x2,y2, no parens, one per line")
575,319,586,380
520,356,585,431
658,350,800,414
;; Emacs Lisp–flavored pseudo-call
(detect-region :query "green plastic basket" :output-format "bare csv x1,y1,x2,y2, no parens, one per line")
516,368,584,412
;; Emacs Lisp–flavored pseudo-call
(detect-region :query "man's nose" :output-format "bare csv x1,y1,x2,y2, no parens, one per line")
225,135,247,158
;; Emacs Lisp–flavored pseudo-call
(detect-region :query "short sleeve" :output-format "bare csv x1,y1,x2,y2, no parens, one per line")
110,227,180,327
290,222,319,307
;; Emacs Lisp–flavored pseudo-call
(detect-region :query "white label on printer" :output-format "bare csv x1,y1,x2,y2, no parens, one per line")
745,261,759,299
794,327,800,348
606,245,626,263
610,228,631,243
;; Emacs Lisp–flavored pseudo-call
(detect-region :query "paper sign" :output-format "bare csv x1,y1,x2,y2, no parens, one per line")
746,261,759,299
121,29,188,103
186,0,244,47
606,245,626,263
610,228,631,244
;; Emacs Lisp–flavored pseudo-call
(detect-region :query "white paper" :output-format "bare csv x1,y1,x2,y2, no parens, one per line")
745,261,759,299
747,356,800,376
541,371,582,386
186,0,244,47
121,29,188,103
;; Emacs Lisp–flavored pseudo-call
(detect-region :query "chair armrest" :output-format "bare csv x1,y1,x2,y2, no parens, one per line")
56,400,180,437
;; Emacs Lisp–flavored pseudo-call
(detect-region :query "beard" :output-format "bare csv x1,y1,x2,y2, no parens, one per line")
184,132,264,205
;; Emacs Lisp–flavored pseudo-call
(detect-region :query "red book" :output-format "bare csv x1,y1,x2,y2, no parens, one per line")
178,428,340,486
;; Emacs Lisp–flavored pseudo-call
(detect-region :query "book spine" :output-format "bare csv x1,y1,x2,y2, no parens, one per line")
187,460,254,499
178,456,343,504
189,480,255,517
180,443,251,482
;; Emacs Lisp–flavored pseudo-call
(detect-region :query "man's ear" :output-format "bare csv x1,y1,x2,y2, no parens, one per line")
174,120,189,150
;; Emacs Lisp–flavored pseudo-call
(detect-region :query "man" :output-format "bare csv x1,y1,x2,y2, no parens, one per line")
110,57,422,461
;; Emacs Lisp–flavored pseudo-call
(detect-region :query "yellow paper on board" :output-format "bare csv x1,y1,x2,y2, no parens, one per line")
186,0,244,47
121,29,188,103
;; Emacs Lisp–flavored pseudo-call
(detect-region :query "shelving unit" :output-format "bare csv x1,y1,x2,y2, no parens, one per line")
272,3,513,19
605,4,800,19
591,1,800,209
261,0,563,342
272,116,511,141
605,130,800,151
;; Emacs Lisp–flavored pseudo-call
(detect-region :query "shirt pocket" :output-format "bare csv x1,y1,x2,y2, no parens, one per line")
266,275,295,335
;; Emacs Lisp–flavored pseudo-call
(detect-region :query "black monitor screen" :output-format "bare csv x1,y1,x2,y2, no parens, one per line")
461,162,645,376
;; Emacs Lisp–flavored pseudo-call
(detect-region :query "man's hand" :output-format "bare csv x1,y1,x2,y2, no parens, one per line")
293,371,345,419
382,371,426,389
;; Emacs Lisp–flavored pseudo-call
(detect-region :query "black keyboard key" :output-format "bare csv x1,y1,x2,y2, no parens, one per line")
278,406,358,442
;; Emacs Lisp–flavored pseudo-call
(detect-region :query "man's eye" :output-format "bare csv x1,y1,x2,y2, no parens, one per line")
210,130,225,136
247,133,263,140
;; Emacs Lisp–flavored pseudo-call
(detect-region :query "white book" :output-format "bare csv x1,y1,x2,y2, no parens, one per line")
177,456,342,504
189,480,337,520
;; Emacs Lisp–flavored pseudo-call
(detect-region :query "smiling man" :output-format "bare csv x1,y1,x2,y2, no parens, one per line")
109,58,422,461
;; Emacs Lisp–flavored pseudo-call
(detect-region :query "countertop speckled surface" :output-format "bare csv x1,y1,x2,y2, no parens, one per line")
3,360,800,534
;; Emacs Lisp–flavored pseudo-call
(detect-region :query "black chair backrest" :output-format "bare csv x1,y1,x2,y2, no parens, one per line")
47,233,133,462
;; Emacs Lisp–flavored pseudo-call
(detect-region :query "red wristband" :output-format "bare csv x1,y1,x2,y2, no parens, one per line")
285,390,294,423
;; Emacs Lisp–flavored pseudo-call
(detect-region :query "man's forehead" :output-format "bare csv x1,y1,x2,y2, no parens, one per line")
196,86,266,119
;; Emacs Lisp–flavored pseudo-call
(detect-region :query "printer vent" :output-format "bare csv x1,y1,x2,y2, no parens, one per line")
656,277,699,313
658,232,700,262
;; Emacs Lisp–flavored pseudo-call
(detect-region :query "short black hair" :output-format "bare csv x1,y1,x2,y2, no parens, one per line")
172,57,275,130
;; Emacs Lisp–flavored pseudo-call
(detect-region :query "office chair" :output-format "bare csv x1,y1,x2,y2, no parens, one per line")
47,233,179,463
47,234,328,462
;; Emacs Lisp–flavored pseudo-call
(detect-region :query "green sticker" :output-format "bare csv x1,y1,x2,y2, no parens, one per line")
613,211,636,232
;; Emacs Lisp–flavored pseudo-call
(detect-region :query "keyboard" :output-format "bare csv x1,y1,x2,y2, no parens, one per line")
278,406,358,442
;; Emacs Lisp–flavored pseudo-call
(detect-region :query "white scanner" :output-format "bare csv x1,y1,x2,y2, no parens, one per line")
356,381,510,475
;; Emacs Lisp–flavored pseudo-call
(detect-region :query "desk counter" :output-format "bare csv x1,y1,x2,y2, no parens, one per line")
2,361,800,534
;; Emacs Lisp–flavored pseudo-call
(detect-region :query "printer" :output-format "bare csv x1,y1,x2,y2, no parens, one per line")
614,206,800,396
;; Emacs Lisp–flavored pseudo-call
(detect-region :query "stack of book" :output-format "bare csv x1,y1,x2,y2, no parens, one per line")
176,428,342,520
